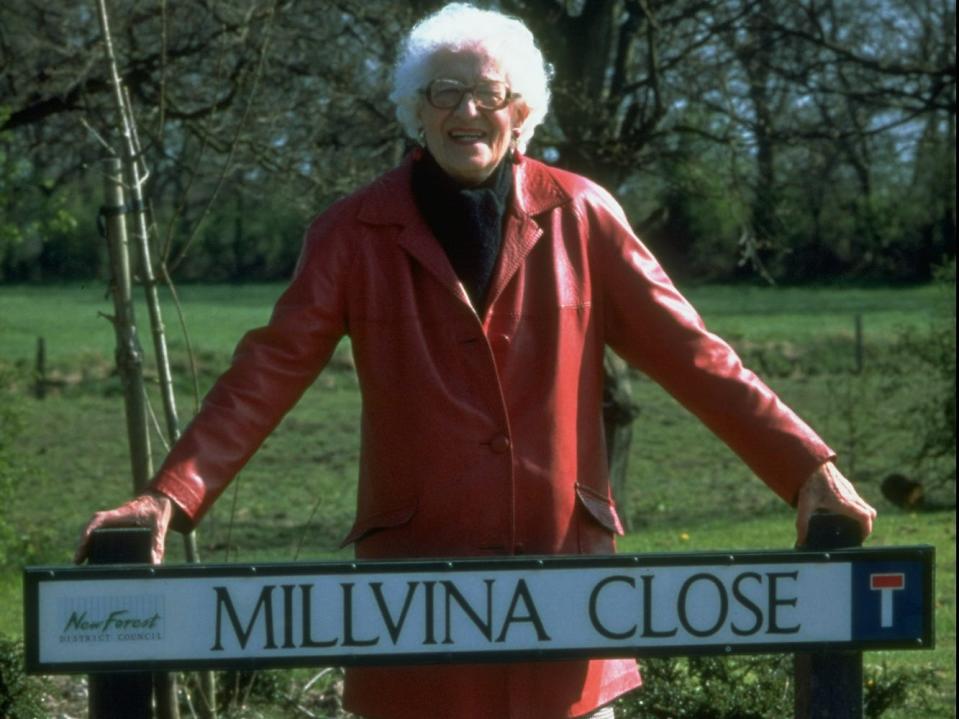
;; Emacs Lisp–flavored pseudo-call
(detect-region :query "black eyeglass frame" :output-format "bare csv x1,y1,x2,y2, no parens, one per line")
420,79,520,111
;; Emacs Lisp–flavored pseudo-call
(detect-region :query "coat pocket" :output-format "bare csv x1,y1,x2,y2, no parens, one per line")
338,501,418,549
574,482,625,537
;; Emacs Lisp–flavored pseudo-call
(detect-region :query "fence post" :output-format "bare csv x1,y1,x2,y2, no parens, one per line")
854,314,864,374
34,337,46,399
794,512,864,719
88,527,154,719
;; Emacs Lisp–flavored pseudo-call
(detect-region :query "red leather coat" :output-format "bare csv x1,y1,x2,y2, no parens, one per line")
151,150,834,718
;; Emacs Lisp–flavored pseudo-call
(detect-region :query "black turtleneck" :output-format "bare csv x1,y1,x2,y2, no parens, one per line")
411,150,513,313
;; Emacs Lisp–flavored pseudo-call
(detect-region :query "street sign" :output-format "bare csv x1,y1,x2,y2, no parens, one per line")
24,547,934,674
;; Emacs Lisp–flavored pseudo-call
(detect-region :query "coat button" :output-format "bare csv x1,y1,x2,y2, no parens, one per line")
490,434,511,454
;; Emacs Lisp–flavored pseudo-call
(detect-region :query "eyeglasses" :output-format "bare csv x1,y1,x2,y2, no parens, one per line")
422,79,518,111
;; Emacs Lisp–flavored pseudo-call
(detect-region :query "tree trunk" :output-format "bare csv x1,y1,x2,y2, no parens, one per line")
102,157,153,494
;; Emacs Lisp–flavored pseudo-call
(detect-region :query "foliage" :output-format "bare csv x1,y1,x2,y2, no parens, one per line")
0,113,86,281
168,193,311,282
767,117,956,284
0,366,54,569
0,369,26,567
880,259,957,489
175,667,348,718
863,662,944,719
632,134,748,282
0,636,45,719
615,655,792,718
0,2,954,283
215,669,285,713
613,655,941,718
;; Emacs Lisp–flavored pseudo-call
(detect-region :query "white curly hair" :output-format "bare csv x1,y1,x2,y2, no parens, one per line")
390,3,552,152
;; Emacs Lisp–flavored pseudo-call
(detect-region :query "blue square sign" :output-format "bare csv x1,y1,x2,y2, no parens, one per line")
852,560,925,643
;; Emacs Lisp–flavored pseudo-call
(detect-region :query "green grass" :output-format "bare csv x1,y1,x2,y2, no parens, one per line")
0,283,283,366
682,283,945,339
0,282,944,372
0,281,954,717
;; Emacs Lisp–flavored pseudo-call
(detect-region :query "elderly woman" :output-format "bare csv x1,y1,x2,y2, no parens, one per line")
78,4,876,718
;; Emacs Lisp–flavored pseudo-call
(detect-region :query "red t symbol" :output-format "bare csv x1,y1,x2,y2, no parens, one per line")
870,573,905,628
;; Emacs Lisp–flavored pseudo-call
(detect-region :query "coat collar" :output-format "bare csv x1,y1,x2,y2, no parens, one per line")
356,149,572,315
357,148,571,226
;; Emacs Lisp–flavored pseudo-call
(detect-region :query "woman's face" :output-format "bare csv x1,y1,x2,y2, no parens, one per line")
418,47,528,185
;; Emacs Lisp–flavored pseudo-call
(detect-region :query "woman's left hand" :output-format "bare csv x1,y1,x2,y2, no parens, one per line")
795,461,877,545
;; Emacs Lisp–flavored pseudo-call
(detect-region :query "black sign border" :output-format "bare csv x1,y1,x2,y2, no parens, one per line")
24,546,935,674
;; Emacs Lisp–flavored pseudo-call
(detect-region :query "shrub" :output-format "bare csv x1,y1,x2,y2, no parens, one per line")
864,661,943,718
216,669,285,712
614,655,941,718
879,259,956,493
615,656,792,718
0,636,45,719
0,370,25,566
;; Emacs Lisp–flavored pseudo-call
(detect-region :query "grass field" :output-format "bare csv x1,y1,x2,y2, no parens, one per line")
0,281,954,717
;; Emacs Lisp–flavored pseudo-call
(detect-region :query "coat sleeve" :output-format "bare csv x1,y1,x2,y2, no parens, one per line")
584,187,834,504
149,206,356,527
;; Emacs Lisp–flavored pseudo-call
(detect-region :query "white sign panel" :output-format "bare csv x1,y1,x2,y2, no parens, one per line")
25,550,933,673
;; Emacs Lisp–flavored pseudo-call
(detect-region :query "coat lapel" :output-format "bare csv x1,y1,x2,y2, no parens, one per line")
484,154,570,312
357,153,472,308
395,220,472,307
356,151,571,315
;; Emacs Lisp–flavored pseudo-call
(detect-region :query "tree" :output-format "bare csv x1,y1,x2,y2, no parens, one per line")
0,1,418,280
1,0,953,281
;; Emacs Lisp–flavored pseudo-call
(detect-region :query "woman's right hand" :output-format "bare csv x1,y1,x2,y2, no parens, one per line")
74,491,174,565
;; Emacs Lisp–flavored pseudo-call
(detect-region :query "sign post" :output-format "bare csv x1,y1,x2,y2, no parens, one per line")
84,528,153,719
795,512,867,719
26,525,933,718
